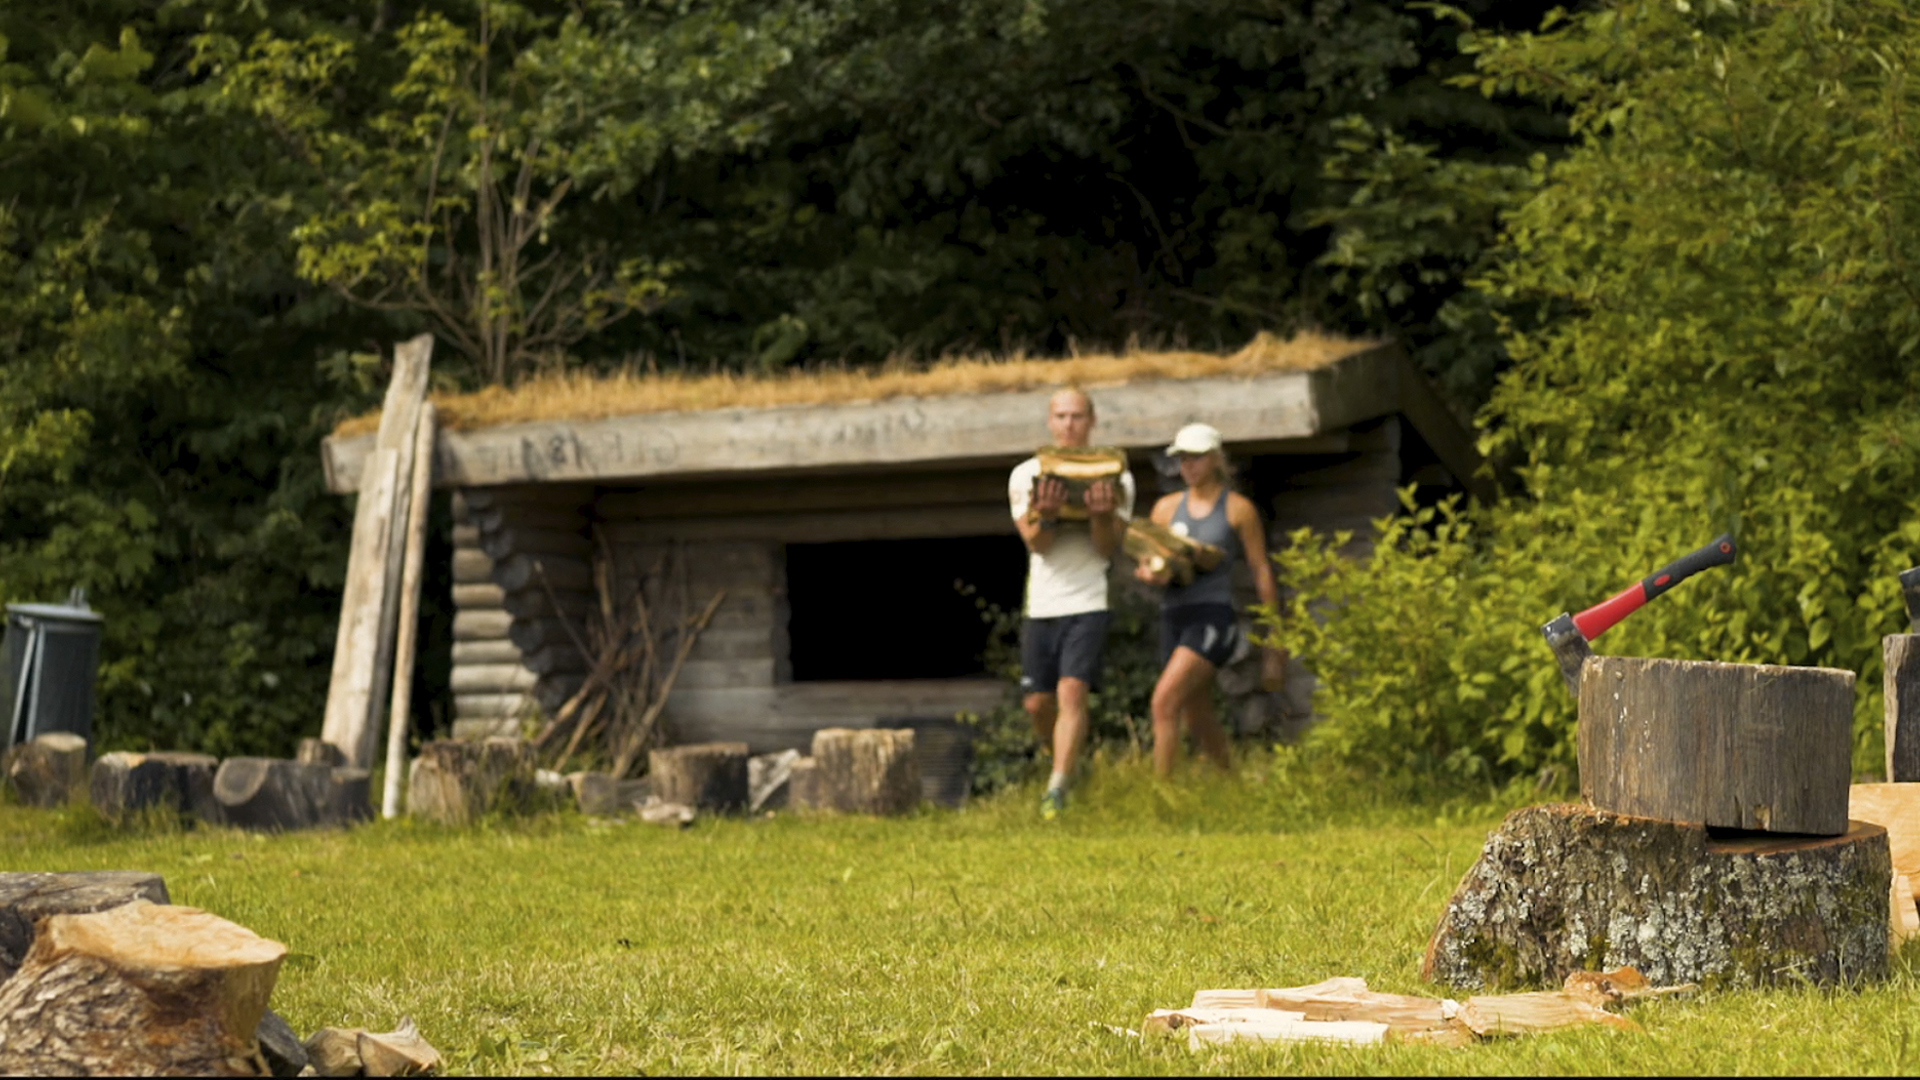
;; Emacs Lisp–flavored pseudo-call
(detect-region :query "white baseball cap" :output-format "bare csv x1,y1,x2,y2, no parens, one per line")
1165,422,1223,456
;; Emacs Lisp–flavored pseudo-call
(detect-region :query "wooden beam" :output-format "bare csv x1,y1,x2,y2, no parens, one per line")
596,468,1012,521
601,503,1014,545
323,354,1395,492
321,334,434,768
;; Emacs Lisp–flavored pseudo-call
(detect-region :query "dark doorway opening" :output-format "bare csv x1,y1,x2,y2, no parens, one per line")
786,534,1028,680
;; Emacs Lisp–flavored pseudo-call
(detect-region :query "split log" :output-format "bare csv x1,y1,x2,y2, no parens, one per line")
638,796,696,828
304,1018,441,1078
406,737,536,826
1457,992,1636,1037
1846,782,1920,939
3,731,88,808
256,1009,307,1077
1887,635,1920,782
478,526,593,562
1423,803,1891,990
90,751,218,824
648,742,749,813
1578,655,1853,835
0,899,286,1076
0,871,170,984
806,728,921,815
749,749,801,813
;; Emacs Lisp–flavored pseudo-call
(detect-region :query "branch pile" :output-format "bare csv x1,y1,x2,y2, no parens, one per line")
531,533,722,779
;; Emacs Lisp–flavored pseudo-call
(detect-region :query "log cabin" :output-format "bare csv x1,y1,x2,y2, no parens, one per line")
320,333,1490,753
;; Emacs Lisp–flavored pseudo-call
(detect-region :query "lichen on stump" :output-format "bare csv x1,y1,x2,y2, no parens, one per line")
1424,804,1890,991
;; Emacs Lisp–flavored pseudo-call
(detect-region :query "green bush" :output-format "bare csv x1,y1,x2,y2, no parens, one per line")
1258,0,1920,787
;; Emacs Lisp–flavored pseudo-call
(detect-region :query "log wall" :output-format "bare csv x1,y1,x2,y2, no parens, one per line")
448,485,594,738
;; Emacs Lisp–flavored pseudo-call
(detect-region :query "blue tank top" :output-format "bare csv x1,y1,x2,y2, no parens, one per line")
1165,490,1241,609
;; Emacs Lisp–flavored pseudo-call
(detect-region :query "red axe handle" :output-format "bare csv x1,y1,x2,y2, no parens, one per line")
1572,533,1737,641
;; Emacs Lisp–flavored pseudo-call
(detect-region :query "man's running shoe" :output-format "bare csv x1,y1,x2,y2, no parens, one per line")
1040,788,1067,820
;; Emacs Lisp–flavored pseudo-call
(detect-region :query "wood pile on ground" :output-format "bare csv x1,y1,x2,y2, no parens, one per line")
0,871,442,1077
1142,968,1689,1049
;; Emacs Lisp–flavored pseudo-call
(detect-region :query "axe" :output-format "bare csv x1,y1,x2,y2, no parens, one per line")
1541,533,1737,695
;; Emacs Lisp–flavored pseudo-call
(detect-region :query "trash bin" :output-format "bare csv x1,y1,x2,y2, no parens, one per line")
3,595,104,753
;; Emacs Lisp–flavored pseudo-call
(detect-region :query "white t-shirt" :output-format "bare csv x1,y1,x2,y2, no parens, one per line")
1008,456,1137,618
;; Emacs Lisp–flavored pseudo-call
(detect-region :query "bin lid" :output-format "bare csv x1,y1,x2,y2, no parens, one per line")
6,602,104,624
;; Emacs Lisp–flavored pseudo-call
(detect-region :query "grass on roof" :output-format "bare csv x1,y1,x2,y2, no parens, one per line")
330,330,1380,439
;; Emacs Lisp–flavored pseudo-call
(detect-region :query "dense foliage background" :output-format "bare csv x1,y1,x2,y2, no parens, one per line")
21,0,1913,792
1264,0,1920,787
1,0,1561,757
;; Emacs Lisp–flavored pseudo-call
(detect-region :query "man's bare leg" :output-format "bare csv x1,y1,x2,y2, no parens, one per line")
1024,692,1058,758
1051,677,1092,788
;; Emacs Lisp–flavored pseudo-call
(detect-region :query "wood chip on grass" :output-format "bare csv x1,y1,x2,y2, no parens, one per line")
1144,968,1693,1050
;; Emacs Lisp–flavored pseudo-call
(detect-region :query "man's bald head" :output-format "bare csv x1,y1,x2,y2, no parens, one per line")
1046,387,1096,447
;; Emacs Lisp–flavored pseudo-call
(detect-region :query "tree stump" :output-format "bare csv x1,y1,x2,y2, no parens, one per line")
327,767,374,826
1423,804,1890,990
1885,635,1920,782
4,732,88,808
89,751,219,824
648,742,749,813
1579,656,1853,834
406,737,536,826
0,899,287,1076
807,728,921,815
0,871,170,984
789,757,822,812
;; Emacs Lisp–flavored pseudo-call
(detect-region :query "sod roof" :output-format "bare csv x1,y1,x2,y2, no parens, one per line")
330,330,1377,440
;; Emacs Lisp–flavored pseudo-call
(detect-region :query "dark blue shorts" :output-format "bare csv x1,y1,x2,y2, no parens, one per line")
1160,603,1240,668
1020,611,1111,694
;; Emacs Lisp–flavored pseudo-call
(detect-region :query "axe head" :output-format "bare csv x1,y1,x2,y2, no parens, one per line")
1542,613,1592,698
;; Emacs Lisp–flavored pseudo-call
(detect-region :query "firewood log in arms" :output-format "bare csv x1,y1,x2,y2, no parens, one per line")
1030,445,1129,521
1123,518,1226,585
0,899,287,1076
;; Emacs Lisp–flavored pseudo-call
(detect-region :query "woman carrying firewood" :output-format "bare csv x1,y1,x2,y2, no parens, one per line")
1133,422,1284,778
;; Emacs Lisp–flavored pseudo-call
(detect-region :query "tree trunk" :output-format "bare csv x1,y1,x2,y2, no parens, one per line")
4,732,88,808
89,751,219,825
0,900,286,1076
1885,635,1920,782
1578,655,1853,835
406,737,536,826
807,728,920,815
0,871,170,985
1423,803,1890,991
648,743,749,813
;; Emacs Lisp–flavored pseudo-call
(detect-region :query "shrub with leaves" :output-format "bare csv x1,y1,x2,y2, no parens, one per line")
1260,0,1920,787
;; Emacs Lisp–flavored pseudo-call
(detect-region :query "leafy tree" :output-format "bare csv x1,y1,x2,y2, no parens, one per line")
1268,0,1920,787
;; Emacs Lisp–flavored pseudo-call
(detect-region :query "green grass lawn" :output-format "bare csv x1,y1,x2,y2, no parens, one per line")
3,751,1918,1076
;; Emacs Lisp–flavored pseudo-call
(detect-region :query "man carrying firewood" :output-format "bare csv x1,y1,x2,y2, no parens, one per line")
1008,388,1136,819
